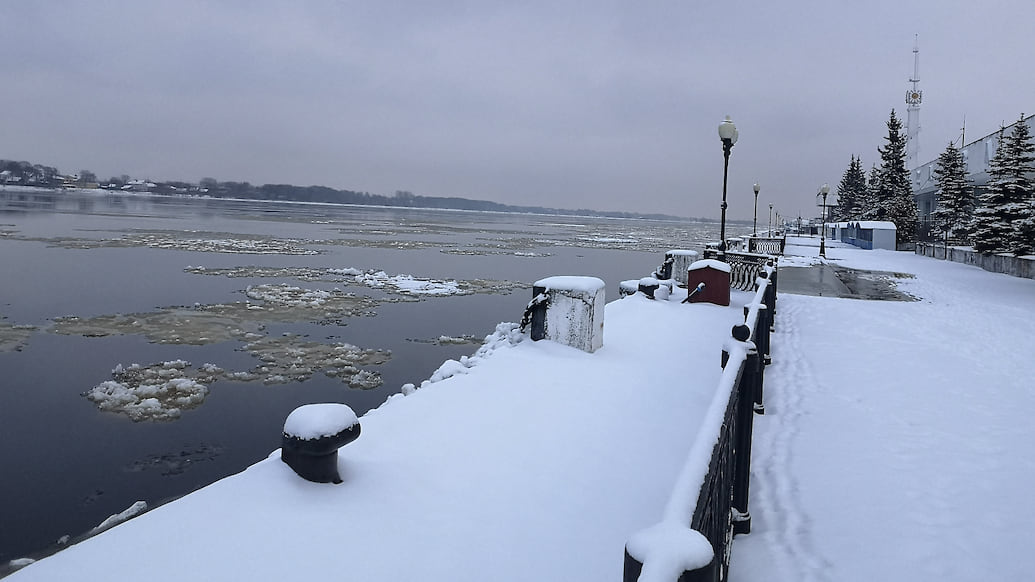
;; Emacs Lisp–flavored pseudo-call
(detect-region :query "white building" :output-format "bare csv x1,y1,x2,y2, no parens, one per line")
912,113,1034,236
828,221,897,251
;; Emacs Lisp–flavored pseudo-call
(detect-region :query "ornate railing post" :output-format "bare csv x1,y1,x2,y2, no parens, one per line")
733,345,759,534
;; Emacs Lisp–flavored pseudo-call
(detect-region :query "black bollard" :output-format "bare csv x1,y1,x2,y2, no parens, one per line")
637,278,660,299
281,404,361,484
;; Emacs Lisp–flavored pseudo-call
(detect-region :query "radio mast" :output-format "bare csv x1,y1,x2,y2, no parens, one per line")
905,34,922,170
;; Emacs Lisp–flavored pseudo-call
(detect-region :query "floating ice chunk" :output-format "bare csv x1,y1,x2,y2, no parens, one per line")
85,363,210,422
8,558,35,570
89,500,148,535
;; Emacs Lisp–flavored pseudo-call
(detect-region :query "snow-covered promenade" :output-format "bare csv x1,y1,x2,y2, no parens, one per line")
9,272,755,581
9,236,1035,581
732,237,1035,581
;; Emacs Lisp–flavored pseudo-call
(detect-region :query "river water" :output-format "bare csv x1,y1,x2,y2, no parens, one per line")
0,189,740,564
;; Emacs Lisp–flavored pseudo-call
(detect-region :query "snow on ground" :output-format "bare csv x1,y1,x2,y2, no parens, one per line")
731,237,1035,582
9,285,753,581
11,236,1035,581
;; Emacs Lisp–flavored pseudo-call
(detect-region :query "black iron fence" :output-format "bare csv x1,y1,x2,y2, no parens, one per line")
702,249,775,292
624,268,775,582
747,236,785,255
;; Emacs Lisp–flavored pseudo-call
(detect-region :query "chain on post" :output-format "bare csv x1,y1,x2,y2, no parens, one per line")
519,291,550,332
654,255,674,280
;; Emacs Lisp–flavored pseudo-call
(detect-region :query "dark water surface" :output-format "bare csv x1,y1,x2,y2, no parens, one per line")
0,190,738,563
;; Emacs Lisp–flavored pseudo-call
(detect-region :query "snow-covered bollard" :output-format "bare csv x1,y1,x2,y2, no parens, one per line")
619,279,640,297
281,403,360,484
522,276,605,353
662,249,700,285
638,277,660,299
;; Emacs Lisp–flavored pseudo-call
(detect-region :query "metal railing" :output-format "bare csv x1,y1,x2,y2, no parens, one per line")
624,269,775,582
702,249,775,292
747,236,785,255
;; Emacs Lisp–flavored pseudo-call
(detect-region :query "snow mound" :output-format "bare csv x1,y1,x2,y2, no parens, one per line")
89,501,148,535
384,323,523,403
626,521,714,581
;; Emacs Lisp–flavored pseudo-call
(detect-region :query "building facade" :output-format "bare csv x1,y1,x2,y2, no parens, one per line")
913,113,1034,239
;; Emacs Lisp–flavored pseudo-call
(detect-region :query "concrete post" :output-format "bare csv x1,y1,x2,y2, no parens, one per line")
529,276,605,353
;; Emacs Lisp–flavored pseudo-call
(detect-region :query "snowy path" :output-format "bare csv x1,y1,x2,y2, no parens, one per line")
731,242,1035,581
736,295,834,582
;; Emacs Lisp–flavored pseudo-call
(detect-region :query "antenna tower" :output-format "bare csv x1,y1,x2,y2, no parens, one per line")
905,34,922,170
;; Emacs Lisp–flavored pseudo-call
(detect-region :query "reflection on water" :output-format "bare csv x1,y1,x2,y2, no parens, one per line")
0,189,741,566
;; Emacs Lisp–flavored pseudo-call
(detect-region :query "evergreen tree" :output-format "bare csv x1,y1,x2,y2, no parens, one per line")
833,155,867,221
874,110,918,245
861,163,882,220
930,141,974,245
1005,117,1035,255
972,116,1035,254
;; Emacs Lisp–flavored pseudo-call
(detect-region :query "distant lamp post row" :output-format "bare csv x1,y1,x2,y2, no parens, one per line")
768,203,773,235
818,183,830,258
717,116,738,256
752,182,760,236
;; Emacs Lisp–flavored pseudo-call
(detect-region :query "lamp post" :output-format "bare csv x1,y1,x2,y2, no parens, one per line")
752,182,760,236
768,203,773,235
818,183,829,258
717,116,738,257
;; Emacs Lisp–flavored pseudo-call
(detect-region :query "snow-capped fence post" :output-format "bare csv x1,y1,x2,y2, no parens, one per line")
732,340,759,535
764,263,778,332
281,403,361,484
743,303,768,415
522,276,605,353
742,270,773,414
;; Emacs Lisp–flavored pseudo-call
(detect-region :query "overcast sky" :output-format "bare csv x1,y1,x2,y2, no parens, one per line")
2,1,1033,220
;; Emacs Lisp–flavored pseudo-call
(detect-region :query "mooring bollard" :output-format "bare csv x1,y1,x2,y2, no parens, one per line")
522,276,605,353
637,277,661,299
281,403,361,484
666,249,700,285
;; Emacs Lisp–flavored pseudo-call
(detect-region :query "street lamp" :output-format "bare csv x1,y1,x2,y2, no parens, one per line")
717,116,738,256
752,183,760,236
768,203,773,235
818,183,830,258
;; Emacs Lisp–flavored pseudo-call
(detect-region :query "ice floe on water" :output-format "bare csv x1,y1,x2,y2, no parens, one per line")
17,230,321,255
52,290,381,344
407,334,482,345
85,360,215,421
184,265,526,296
85,337,390,421
56,266,517,422
88,501,148,536
123,443,224,476
0,319,36,352
240,333,389,386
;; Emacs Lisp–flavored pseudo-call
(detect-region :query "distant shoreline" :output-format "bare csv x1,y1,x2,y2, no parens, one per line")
1,184,750,225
